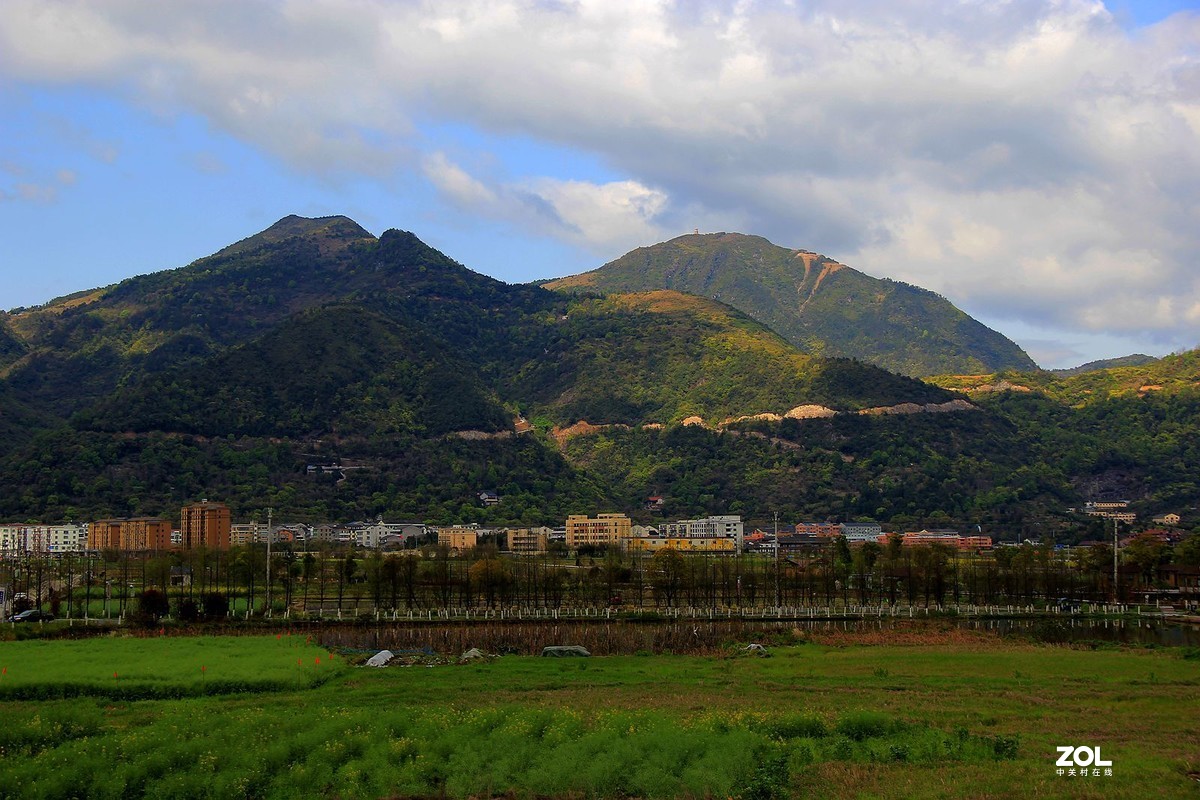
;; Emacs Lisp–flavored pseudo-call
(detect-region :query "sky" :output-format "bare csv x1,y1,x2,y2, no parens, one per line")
1,1,1198,369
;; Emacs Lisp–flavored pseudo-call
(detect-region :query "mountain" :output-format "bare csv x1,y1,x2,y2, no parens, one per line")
1051,354,1159,376
544,232,1037,377
6,214,1196,535
0,215,962,523
931,348,1200,407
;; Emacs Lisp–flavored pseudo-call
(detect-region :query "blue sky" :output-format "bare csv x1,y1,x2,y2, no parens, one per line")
2,0,1198,369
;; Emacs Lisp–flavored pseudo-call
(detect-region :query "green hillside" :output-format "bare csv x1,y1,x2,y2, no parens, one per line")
0,317,25,369
4,215,1197,534
75,306,511,439
1051,353,1158,376
545,232,1037,377
513,291,950,426
930,348,1200,407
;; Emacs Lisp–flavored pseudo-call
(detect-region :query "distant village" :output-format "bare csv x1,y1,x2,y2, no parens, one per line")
0,497,1187,559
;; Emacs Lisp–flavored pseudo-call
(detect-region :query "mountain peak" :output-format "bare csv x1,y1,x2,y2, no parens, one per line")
214,214,375,258
545,231,1037,377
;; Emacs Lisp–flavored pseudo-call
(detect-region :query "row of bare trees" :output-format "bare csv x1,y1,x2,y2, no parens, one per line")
4,532,1195,618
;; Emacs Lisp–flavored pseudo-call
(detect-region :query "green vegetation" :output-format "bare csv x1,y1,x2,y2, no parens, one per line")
546,232,1037,377
0,635,1196,798
929,348,1200,407
0,634,337,700
2,214,1200,532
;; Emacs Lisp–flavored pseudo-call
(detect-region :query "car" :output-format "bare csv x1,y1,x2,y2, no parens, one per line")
7,609,55,623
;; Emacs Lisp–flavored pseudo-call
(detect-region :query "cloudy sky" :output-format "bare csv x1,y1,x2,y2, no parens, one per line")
2,0,1198,368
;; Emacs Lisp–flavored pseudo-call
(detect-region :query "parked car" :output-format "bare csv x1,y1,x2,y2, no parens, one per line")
7,609,55,623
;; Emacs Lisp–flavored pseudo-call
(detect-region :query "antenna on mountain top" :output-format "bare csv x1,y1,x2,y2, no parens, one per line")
694,228,699,235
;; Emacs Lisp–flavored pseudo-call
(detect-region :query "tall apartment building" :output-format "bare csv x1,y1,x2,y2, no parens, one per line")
180,501,232,550
565,513,632,549
88,518,173,552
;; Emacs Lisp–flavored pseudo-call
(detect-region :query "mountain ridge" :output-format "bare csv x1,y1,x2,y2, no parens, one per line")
4,214,1195,533
545,232,1038,377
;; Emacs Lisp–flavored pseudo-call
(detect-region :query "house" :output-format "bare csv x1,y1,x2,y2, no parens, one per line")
1153,513,1182,527
1157,565,1200,595
1083,501,1136,524
478,491,500,507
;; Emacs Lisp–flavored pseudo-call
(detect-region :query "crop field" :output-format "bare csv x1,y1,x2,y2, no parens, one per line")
0,632,1197,798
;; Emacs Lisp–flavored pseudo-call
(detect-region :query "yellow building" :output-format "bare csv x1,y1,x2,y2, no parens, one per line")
181,501,232,550
565,513,632,549
508,527,551,553
89,518,173,551
627,535,736,554
437,526,479,552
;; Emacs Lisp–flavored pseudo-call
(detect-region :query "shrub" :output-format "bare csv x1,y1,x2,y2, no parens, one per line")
178,598,200,622
835,711,896,742
740,746,789,800
136,589,170,622
759,714,827,740
991,735,1020,760
201,592,229,619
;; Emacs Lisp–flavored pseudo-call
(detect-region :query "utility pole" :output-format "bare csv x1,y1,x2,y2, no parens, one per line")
1112,516,1119,604
773,511,781,609
266,507,273,616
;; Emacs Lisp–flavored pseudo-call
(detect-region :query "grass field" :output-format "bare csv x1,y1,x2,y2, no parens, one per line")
0,633,1197,798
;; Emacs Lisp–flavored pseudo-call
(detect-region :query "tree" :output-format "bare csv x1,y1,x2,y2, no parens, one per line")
1173,533,1200,567
1123,533,1170,586
468,557,510,608
138,588,170,620
650,548,685,607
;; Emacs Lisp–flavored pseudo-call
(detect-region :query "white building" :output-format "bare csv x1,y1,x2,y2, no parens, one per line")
356,520,427,549
840,522,884,543
231,522,270,546
657,515,744,551
0,523,89,555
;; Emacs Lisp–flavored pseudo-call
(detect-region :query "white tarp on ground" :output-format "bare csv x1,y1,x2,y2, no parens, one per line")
460,648,486,660
365,649,394,667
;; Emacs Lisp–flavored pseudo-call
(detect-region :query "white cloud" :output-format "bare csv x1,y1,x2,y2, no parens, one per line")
423,151,669,253
0,163,78,204
1,0,1198,352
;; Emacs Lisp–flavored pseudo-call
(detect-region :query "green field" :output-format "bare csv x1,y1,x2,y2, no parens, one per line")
0,633,1197,798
